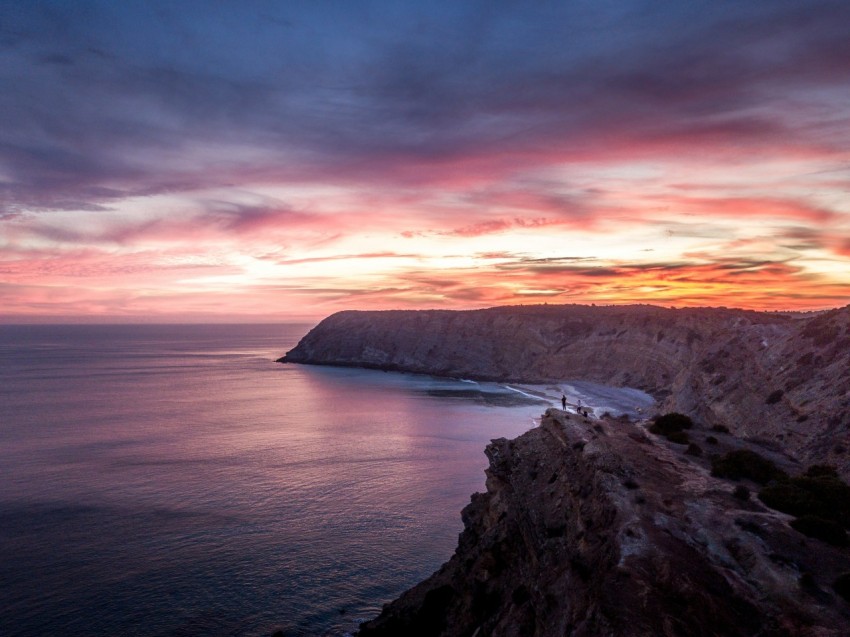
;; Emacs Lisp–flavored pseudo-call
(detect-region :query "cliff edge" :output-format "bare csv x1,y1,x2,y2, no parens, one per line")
358,410,850,636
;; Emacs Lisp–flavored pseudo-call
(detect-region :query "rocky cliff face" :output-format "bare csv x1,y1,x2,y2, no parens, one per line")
282,304,850,476
357,410,850,637
281,304,850,634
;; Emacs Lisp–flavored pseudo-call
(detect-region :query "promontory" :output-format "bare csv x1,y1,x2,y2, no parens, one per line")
280,304,850,636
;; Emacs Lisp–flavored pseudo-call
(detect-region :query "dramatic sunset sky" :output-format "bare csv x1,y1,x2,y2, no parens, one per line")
2,1,849,321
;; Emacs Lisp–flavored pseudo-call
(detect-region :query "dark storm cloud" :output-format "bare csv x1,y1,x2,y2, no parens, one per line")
2,0,850,214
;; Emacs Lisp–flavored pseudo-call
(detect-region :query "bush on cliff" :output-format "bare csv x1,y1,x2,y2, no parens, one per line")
710,450,788,484
666,431,690,445
790,516,848,546
758,473,850,527
758,482,815,518
685,443,703,457
791,475,850,525
805,464,839,479
649,412,693,436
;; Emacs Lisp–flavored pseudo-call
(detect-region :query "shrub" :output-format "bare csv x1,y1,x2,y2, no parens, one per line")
834,573,850,603
759,474,850,527
805,464,839,478
766,389,784,405
759,482,817,518
790,516,848,546
685,443,703,457
649,412,694,436
711,450,788,484
705,435,719,445
666,431,690,445
733,485,750,501
712,424,730,434
792,475,850,526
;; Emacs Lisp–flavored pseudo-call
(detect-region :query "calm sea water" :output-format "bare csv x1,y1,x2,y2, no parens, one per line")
0,324,547,637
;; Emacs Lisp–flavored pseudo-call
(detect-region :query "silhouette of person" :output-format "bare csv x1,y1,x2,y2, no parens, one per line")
561,394,567,410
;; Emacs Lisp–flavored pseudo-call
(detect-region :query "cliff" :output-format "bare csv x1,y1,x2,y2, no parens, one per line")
357,410,850,636
281,304,850,476
280,304,850,633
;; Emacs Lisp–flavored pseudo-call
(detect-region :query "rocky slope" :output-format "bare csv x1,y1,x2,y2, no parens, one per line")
281,304,850,477
357,410,850,637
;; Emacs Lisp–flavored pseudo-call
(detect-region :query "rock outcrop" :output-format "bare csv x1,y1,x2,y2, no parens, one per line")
357,410,850,636
281,304,850,477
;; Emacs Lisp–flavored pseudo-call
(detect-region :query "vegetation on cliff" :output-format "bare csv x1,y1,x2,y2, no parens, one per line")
710,449,788,484
649,412,693,444
707,449,850,547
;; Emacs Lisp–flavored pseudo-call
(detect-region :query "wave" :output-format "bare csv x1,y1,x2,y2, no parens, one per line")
501,385,548,402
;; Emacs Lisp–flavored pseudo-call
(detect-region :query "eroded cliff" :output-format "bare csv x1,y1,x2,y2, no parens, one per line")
357,410,850,637
281,304,850,476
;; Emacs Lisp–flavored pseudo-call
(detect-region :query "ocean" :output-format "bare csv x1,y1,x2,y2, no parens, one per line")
0,324,551,637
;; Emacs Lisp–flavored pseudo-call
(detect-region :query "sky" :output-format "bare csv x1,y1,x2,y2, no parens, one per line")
2,0,850,322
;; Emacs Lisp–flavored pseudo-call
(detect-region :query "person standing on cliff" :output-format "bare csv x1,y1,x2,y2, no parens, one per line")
561,394,567,410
